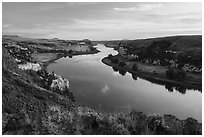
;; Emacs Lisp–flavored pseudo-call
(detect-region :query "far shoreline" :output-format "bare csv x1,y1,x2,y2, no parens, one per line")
101,57,202,91
41,49,100,70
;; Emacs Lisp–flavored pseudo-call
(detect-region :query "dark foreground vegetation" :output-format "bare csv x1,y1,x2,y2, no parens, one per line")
2,35,202,135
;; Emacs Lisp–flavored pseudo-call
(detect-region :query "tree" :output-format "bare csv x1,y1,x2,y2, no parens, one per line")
112,67,119,72
177,70,187,80
166,68,187,81
68,50,73,54
111,58,119,64
108,54,113,58
166,68,175,79
132,64,138,71
118,62,126,67
83,39,92,45
90,46,96,51
132,74,138,80
119,70,126,76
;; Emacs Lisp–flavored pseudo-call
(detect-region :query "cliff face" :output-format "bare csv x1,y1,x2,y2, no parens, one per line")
2,39,202,135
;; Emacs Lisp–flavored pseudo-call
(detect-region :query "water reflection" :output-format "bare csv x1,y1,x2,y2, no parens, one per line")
48,44,202,122
132,74,138,81
112,66,119,72
112,66,127,76
112,66,201,94
119,70,127,76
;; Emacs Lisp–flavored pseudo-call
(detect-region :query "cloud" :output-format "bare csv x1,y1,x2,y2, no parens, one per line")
2,24,12,28
136,4,163,11
3,16,200,40
114,4,162,12
35,3,66,11
101,85,110,93
114,7,136,11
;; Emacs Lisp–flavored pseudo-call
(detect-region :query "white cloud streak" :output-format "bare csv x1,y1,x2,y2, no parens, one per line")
114,4,163,12
114,7,136,11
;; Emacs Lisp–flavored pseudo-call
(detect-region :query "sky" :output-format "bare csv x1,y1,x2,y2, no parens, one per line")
2,2,202,40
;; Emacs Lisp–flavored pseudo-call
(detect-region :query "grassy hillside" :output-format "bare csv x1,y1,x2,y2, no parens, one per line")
105,35,201,67
169,35,202,51
2,35,202,135
105,35,201,51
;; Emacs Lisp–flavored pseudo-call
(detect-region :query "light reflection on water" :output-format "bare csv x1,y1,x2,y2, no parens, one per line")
48,44,202,122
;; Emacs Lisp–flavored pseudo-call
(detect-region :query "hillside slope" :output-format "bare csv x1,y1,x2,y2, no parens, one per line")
105,35,201,51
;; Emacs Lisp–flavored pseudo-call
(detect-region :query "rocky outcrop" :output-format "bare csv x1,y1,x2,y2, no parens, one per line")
50,74,71,96
18,63,41,71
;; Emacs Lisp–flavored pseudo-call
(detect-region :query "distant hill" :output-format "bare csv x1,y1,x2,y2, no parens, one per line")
107,35,202,51
2,35,94,50
104,35,202,67
169,35,202,51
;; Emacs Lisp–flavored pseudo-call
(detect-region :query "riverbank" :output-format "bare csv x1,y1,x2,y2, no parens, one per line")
33,49,100,70
102,57,202,91
2,40,202,135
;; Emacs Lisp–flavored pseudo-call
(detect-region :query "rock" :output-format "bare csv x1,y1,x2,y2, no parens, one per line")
18,63,41,71
50,75,69,92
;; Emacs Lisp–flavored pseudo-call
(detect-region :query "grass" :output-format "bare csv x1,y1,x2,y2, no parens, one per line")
32,53,58,63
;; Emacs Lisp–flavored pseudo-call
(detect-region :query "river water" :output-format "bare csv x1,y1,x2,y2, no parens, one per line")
47,44,202,122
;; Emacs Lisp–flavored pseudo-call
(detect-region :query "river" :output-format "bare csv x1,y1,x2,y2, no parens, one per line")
47,44,202,122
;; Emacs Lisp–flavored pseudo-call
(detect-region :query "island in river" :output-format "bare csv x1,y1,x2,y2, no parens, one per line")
2,35,202,135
